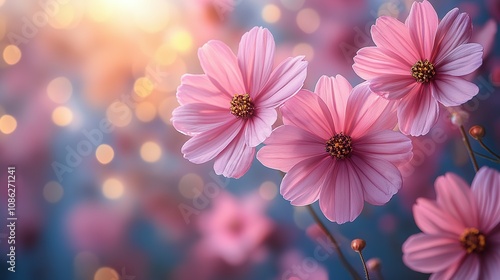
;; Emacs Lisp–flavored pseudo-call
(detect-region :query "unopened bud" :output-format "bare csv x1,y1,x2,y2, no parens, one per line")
351,238,366,252
469,125,485,140
366,258,381,271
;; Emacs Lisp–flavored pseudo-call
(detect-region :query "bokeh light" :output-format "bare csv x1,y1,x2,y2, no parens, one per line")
140,141,162,162
3,44,21,65
262,4,281,23
134,77,154,98
106,101,132,127
47,77,73,104
0,114,17,134
258,181,278,200
168,28,193,54
292,43,314,61
102,177,124,200
135,101,157,122
296,8,320,34
95,144,115,164
43,181,64,203
178,173,204,199
93,267,119,280
52,106,74,127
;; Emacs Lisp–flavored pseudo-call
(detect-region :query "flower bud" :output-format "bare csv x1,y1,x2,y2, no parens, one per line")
469,125,485,140
351,238,366,252
366,258,381,271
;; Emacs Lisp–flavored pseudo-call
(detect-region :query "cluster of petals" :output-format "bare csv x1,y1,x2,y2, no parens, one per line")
403,167,500,279
353,0,483,136
257,75,412,223
172,26,307,178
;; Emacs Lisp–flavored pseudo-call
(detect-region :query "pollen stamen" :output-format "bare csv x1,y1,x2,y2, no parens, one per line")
411,59,436,83
230,94,255,119
460,228,486,254
326,132,353,159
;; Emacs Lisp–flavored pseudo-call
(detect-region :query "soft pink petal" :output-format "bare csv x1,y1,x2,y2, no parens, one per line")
198,40,245,96
405,0,438,59
181,119,241,164
176,74,230,106
436,43,483,76
281,89,335,140
172,103,233,136
432,75,479,107
435,173,478,228
471,19,497,59
397,86,439,136
257,125,326,172
413,198,464,236
350,156,402,205
369,75,418,100
452,255,480,280
345,83,398,137
319,162,364,223
354,130,412,166
371,16,419,64
352,47,410,80
434,8,472,61
471,167,500,233
481,249,500,279
280,156,332,206
257,56,307,108
244,108,277,147
402,233,464,273
213,129,255,178
314,75,351,126
238,27,275,97
429,261,461,280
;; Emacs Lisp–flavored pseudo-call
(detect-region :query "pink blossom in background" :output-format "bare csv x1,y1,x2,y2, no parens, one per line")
197,191,273,266
403,167,500,279
353,0,483,136
172,26,307,178
257,75,413,223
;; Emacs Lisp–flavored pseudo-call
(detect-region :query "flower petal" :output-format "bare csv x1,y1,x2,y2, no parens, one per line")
213,129,255,178
452,255,480,280
405,0,438,59
176,74,230,106
432,75,479,107
481,248,500,279
345,83,398,137
257,125,326,172
172,103,233,136
238,27,275,97
402,233,464,273
181,119,241,164
436,43,483,76
369,75,418,100
257,56,307,108
280,156,332,206
433,8,472,61
281,89,335,140
353,47,410,80
314,75,351,126
371,16,419,64
471,167,500,233
435,172,478,229
397,86,439,136
354,130,412,166
413,198,464,236
319,161,364,223
350,156,402,205
198,40,245,96
244,108,277,147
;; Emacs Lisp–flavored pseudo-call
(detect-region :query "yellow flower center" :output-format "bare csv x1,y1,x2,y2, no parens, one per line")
326,132,353,159
230,94,255,119
460,228,486,254
411,59,436,83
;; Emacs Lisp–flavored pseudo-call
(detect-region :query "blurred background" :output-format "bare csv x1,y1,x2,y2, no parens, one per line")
0,0,499,279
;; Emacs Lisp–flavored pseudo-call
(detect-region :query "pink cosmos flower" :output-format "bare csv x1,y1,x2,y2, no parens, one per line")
403,167,500,279
353,0,483,136
172,26,307,178
257,75,413,223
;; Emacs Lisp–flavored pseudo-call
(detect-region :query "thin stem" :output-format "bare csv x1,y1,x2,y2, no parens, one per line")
477,139,500,160
356,251,370,280
459,125,479,172
473,151,500,163
306,205,362,280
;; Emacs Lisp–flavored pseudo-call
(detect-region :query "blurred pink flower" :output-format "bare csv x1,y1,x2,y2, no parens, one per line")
257,75,412,223
353,0,483,136
197,191,273,265
403,167,500,279
172,26,307,178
